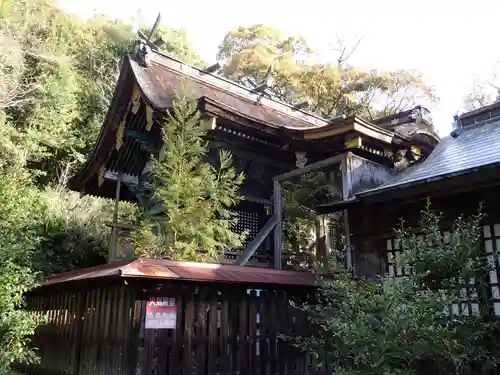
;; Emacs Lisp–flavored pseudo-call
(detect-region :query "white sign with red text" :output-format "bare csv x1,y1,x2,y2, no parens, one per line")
145,297,177,329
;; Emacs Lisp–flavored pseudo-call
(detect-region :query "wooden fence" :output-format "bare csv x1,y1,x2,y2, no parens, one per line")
18,280,318,375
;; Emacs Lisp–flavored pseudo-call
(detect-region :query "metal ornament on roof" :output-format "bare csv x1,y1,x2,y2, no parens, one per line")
295,152,308,168
135,13,163,67
145,105,154,131
115,120,125,150
131,85,141,114
98,166,105,187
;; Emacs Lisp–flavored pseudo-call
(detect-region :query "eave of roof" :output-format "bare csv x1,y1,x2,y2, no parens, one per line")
351,116,500,201
41,258,319,288
67,57,136,192
459,101,500,121
68,48,444,198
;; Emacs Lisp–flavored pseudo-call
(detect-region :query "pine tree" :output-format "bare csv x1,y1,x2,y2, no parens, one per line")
132,97,246,261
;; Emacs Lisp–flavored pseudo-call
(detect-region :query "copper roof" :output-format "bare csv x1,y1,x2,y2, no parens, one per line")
132,50,329,129
43,258,319,287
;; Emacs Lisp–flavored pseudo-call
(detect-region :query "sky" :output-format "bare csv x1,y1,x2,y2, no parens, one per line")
58,0,500,136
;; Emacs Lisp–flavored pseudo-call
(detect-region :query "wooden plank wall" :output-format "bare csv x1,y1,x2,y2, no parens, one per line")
20,284,136,375
20,281,321,375
135,284,316,375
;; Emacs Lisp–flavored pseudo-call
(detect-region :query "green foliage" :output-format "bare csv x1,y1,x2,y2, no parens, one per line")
217,24,438,118
292,202,499,375
281,171,340,264
0,261,39,374
396,201,486,293
0,165,40,373
1,0,203,183
32,188,136,275
132,98,246,261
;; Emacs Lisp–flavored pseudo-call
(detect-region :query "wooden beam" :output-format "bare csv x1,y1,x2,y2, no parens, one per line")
235,214,278,266
273,180,283,269
105,222,136,230
344,136,362,149
200,115,217,131
273,153,347,181
344,210,353,270
109,172,122,262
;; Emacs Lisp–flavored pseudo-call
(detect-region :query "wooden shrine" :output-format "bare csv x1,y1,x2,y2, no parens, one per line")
68,38,440,269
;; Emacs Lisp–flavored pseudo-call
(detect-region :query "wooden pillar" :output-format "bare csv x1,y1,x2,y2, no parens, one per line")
273,180,282,270
343,210,353,270
109,172,122,262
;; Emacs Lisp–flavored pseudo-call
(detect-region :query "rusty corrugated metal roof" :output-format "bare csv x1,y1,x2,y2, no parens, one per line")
43,258,318,287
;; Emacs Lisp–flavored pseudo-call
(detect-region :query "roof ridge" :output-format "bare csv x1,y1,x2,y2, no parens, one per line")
147,50,330,128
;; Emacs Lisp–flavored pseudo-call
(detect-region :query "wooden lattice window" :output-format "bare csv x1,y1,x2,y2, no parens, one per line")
385,234,479,316
231,210,261,248
483,224,500,316
386,238,410,277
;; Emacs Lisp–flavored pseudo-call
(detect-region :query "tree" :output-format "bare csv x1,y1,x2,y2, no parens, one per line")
0,2,206,371
291,202,499,375
463,78,500,111
281,171,341,268
132,97,246,261
217,25,438,118
0,151,41,374
217,24,313,102
1,0,204,184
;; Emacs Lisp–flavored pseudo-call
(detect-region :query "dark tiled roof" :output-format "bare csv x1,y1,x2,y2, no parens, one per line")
358,117,500,196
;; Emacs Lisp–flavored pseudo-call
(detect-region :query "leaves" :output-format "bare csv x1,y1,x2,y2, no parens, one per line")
217,24,438,118
132,97,246,261
293,201,499,375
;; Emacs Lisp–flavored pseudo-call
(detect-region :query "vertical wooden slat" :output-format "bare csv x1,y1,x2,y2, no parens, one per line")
277,290,288,375
90,287,102,375
219,288,229,375
79,288,94,375
169,289,183,375
182,289,195,375
238,289,249,375
53,293,62,370
48,293,57,371
131,294,145,375
95,287,108,375
70,290,86,375
62,291,72,368
63,292,72,369
207,288,218,375
196,287,208,375
268,290,279,375
116,284,127,375
229,289,239,375
259,289,269,375
248,289,258,375
103,286,116,375
105,286,117,375
125,286,139,375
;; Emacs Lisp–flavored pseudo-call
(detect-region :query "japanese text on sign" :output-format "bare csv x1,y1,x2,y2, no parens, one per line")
145,297,177,329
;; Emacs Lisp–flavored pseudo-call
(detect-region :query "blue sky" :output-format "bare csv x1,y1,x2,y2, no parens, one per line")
58,0,500,135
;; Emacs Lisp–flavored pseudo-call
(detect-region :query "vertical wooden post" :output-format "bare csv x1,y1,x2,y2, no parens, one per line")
343,210,353,270
70,291,87,375
341,154,353,271
315,214,328,270
273,180,282,270
109,172,122,262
